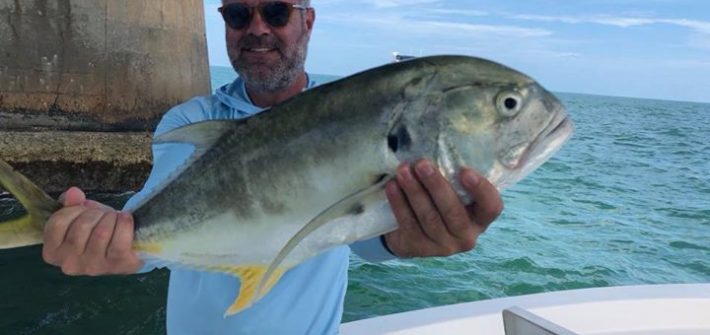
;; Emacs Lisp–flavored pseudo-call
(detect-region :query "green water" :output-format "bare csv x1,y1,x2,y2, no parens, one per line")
1,69,708,333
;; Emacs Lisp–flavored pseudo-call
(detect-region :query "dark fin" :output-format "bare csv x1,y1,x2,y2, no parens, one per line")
254,174,393,301
0,159,59,249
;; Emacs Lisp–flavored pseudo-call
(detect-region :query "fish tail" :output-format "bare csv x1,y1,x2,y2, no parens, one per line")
0,159,59,249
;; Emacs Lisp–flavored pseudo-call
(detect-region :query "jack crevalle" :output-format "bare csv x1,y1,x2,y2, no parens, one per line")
0,55,573,316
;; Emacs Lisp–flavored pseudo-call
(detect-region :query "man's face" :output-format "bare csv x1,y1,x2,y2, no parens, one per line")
223,0,314,93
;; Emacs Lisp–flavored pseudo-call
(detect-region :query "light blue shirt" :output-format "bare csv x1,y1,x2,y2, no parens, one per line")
124,76,395,335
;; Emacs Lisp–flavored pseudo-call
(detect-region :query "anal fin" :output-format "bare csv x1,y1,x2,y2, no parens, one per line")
209,265,286,317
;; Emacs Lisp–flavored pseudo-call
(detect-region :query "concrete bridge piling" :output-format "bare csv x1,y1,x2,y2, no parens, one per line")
0,0,211,192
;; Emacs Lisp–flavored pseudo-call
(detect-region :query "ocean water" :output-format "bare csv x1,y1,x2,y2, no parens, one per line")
1,66,708,333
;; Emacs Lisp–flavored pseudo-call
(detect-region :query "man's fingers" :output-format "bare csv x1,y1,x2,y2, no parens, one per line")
386,181,422,235
43,206,88,252
414,160,475,239
386,180,438,258
107,212,135,259
40,193,137,275
461,167,503,232
106,212,142,273
84,200,113,211
59,209,106,255
383,165,502,259
396,164,452,245
59,187,86,206
85,211,118,259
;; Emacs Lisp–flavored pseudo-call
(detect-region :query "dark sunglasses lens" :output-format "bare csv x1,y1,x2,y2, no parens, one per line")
222,4,251,30
262,2,291,27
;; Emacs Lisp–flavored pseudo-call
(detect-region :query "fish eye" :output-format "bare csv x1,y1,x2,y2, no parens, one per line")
496,92,523,117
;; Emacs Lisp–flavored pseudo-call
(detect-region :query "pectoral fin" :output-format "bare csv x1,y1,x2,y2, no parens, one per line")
255,175,393,300
209,265,286,316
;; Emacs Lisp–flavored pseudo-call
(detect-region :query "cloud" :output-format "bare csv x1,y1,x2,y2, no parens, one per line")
360,0,439,9
321,13,551,38
668,19,710,35
428,9,489,17
424,21,551,38
511,14,651,27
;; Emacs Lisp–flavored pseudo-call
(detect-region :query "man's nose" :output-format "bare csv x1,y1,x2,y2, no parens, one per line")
245,10,271,35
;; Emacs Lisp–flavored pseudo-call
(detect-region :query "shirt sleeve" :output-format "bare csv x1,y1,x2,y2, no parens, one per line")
349,236,397,262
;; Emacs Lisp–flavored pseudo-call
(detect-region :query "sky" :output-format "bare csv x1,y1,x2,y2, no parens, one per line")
203,1,710,103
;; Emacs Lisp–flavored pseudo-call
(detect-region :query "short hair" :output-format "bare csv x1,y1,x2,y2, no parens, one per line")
221,0,311,6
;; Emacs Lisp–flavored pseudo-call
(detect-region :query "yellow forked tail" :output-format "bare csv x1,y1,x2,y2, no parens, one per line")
0,159,59,249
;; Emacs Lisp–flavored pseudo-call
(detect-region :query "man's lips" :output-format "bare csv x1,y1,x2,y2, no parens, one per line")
244,47,277,53
239,48,279,63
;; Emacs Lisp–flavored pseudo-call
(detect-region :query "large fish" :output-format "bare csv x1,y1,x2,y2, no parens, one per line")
0,55,573,316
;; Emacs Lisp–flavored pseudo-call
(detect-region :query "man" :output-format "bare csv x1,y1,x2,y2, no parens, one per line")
42,0,503,333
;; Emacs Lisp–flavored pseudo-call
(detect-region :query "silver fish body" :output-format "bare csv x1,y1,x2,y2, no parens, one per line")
0,55,573,315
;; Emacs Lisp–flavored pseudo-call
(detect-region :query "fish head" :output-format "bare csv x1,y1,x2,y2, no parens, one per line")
427,56,573,192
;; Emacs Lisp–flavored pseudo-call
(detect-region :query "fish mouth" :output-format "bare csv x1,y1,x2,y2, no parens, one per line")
500,105,573,172
517,114,573,170
547,116,573,138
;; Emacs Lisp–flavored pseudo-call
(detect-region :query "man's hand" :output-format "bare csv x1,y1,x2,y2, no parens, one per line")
384,159,503,258
42,187,143,276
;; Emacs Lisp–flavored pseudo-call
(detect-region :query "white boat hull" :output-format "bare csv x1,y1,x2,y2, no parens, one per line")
341,284,710,335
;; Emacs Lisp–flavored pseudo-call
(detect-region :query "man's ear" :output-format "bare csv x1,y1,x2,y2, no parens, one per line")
305,8,315,31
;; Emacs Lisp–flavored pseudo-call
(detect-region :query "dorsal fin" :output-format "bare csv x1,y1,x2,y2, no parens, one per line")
152,120,238,155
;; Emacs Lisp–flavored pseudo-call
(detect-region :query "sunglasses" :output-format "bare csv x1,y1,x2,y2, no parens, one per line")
218,2,309,30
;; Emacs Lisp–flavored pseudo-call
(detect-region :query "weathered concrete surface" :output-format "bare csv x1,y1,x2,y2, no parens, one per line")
0,0,211,192
0,131,152,193
0,0,210,131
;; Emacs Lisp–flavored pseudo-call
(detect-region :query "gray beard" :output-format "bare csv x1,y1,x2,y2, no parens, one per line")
233,38,309,93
